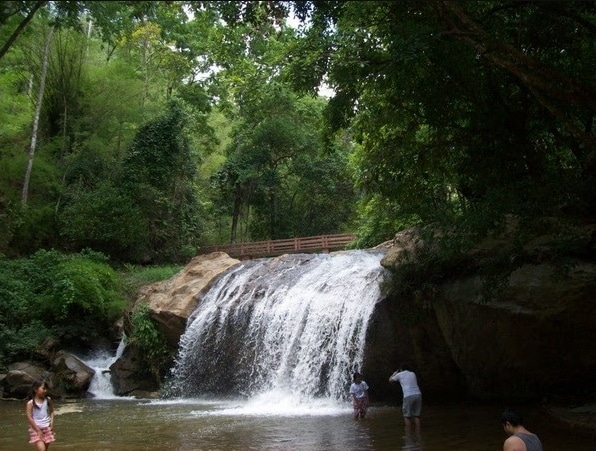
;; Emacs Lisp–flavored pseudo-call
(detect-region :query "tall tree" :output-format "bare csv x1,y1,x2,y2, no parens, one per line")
21,24,53,205
286,1,596,242
0,0,47,61
120,100,203,262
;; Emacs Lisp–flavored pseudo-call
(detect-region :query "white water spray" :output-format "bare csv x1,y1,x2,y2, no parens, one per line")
169,250,388,407
86,339,126,399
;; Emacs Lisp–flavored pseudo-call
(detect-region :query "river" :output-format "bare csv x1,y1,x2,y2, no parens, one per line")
1,397,594,450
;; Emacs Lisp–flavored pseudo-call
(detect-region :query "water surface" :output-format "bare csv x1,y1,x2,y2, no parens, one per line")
1,398,593,450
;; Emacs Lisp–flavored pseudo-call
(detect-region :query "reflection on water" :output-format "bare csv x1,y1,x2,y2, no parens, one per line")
1,398,594,451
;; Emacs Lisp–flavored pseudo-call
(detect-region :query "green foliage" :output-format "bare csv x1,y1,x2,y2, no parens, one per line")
352,194,420,249
120,100,204,262
59,181,148,261
210,83,358,242
0,70,31,139
0,321,52,366
119,263,183,300
43,257,124,322
127,303,171,381
1,0,593,271
288,1,596,245
6,205,62,257
0,249,125,363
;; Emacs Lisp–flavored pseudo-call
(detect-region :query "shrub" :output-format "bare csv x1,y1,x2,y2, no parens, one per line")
0,249,126,364
127,304,171,382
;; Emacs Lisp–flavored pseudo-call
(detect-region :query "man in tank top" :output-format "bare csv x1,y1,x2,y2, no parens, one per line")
501,408,543,451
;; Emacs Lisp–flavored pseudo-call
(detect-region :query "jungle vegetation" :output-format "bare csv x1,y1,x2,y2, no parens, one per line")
0,1,593,363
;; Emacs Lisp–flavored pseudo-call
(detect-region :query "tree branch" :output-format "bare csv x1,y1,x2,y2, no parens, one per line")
0,1,48,61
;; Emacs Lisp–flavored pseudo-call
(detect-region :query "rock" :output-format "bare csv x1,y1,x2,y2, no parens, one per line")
109,344,158,396
51,350,95,397
135,252,240,348
434,261,596,400
363,296,464,402
378,221,596,402
35,337,60,361
110,252,240,397
1,362,48,398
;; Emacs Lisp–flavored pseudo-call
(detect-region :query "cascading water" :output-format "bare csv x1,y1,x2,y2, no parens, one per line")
168,249,389,408
86,338,126,399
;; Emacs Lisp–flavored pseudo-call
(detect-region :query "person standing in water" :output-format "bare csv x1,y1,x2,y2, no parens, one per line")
501,408,543,451
26,380,55,451
389,363,422,433
349,372,369,420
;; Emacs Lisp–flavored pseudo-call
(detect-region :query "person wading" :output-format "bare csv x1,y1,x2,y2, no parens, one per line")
501,408,543,451
389,363,422,434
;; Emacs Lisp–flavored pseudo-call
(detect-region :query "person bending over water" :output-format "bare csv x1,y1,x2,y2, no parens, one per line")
349,372,369,420
501,408,543,451
389,363,422,434
26,380,56,451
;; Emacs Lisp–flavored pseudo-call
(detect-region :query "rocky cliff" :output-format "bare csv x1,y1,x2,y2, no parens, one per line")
113,225,596,404
364,223,596,403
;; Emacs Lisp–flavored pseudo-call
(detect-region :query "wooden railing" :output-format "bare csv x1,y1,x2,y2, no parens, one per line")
199,233,356,259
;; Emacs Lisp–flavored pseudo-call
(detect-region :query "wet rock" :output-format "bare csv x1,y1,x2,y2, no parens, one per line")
378,221,596,402
109,344,159,395
434,261,596,400
51,350,95,397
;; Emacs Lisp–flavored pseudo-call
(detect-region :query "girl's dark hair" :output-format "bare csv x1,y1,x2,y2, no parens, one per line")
31,380,45,398
30,380,53,413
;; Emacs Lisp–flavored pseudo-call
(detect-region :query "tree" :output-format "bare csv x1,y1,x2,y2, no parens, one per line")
287,1,596,239
211,83,357,242
21,24,53,205
0,1,186,62
0,0,47,61
120,100,203,262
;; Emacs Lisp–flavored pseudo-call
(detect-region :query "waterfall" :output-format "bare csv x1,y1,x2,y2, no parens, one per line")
168,249,388,405
86,339,126,399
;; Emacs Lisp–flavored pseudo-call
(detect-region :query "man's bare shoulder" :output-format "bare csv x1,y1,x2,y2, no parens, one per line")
503,435,526,451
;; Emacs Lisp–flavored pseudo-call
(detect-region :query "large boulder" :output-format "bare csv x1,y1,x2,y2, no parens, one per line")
110,252,240,396
135,252,240,348
0,353,95,399
51,350,95,397
376,221,596,402
434,261,596,400
363,296,465,402
109,345,159,396
1,362,48,398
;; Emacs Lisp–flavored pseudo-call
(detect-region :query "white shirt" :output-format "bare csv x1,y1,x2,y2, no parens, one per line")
349,381,369,399
389,370,421,397
31,398,51,428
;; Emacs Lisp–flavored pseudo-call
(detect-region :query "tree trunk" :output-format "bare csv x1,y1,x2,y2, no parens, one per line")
0,1,47,61
21,26,54,206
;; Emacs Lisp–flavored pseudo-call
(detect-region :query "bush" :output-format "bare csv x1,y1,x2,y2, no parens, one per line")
0,249,126,364
127,304,171,382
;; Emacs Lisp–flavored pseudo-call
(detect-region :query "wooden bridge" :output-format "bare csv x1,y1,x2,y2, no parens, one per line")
199,233,356,260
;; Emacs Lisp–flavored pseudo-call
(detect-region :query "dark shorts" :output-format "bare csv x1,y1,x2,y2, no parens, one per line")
28,426,55,444
402,394,422,417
